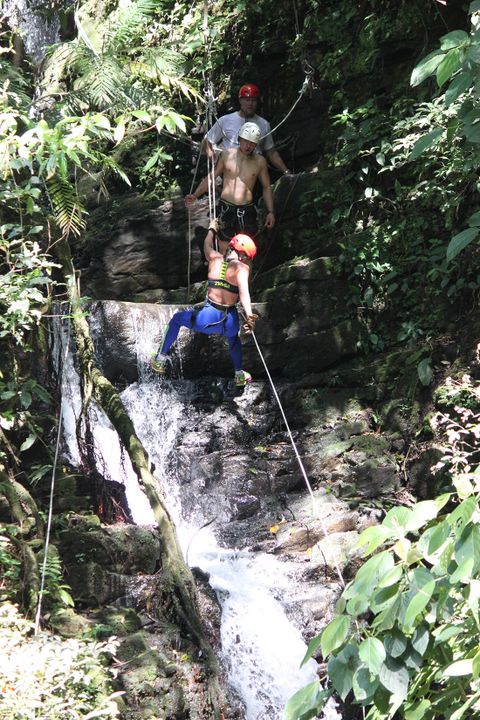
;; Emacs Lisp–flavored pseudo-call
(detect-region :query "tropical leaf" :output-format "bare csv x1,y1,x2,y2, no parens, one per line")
446,227,479,262
47,176,87,237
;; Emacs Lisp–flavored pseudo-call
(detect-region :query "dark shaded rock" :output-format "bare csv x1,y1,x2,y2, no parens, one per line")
81,197,208,300
58,522,161,575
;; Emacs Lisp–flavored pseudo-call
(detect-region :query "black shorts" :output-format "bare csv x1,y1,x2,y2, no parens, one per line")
217,199,258,242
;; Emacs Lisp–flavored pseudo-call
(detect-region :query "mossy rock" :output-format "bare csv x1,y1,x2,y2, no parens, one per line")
49,608,92,638
89,606,143,638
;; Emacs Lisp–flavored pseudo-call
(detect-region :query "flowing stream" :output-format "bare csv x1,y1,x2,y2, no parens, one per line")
58,306,340,719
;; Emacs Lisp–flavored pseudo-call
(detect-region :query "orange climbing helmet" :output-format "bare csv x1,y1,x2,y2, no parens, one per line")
238,83,261,98
229,233,257,259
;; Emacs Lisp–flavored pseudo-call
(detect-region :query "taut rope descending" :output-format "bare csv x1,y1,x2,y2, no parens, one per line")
247,323,346,590
34,306,72,635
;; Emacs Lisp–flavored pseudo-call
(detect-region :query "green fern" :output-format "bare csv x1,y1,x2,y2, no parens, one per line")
47,175,87,238
106,0,160,51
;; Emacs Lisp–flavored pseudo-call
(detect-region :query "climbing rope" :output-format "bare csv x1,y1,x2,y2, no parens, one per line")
34,307,72,635
185,1,219,300
248,326,346,589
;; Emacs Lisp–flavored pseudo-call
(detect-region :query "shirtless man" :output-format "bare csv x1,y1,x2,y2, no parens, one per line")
149,234,258,388
185,122,275,253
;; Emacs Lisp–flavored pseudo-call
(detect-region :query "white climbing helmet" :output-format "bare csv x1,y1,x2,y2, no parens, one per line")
238,122,261,144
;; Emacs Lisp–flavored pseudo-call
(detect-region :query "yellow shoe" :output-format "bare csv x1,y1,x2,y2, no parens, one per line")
149,354,167,374
234,370,252,388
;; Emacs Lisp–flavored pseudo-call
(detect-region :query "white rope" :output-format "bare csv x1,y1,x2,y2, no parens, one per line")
260,71,312,142
248,327,346,589
34,307,72,635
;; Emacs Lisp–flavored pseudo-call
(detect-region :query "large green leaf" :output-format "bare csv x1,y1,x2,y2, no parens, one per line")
372,595,402,632
383,507,412,537
411,624,430,657
406,500,442,533
405,699,431,720
283,680,329,720
450,495,476,531
384,630,408,659
410,50,444,87
300,633,322,667
467,209,480,227
455,524,480,572
446,227,479,262
356,524,393,555
409,128,443,161
378,656,409,700
417,358,433,387
328,644,359,701
449,555,474,584
352,666,379,702
378,566,403,589
440,30,469,50
445,69,475,106
403,569,435,627
463,119,480,143
344,551,394,599
370,585,401,614
436,48,464,88
320,615,350,658
359,637,386,675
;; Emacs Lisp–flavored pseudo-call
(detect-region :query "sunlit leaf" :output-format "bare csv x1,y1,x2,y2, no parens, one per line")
436,48,464,88
320,615,350,658
443,659,473,677
440,30,469,50
446,227,479,262
359,637,386,675
409,128,443,161
284,680,329,720
411,50,444,87
355,524,393,555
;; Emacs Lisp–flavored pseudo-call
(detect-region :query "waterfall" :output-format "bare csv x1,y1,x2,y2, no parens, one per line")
1,0,60,63
58,305,341,720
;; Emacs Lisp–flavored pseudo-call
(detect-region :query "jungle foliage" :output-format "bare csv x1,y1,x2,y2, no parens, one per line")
3,0,480,718
286,5,480,718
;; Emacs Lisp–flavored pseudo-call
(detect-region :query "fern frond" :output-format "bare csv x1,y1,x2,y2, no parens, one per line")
47,176,87,238
75,56,130,109
59,41,99,77
106,0,160,52
0,59,32,108
130,48,199,100
101,157,131,187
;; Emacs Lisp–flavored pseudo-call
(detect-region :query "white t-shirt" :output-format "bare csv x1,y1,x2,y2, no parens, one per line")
206,112,275,154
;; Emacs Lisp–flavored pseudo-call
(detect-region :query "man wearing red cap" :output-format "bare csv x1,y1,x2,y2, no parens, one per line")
206,83,290,175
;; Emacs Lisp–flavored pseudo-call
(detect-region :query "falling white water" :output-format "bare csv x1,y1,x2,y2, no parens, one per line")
57,306,340,720
1,0,60,63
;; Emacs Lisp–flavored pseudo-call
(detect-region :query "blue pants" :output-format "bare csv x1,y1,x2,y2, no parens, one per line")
160,303,243,371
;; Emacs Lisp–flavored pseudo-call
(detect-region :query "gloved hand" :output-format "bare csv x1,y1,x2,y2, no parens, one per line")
208,218,220,233
243,314,259,334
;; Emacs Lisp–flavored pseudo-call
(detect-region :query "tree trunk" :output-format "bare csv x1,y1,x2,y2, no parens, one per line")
53,237,225,718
